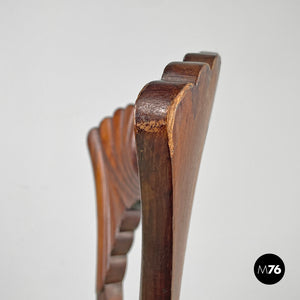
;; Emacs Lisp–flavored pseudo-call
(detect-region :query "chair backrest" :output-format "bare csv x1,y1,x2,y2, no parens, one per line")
88,52,221,300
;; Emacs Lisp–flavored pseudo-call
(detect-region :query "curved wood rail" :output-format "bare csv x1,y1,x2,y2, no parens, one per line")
135,52,220,300
88,52,220,300
88,105,140,300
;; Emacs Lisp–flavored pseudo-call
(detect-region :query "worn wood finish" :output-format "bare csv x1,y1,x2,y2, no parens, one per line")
88,105,141,300
135,52,220,300
88,52,220,300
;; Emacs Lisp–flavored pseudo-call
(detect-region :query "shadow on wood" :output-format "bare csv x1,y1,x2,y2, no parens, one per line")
88,52,221,300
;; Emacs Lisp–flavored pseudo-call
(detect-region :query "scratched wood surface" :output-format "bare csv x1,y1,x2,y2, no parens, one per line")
88,52,220,300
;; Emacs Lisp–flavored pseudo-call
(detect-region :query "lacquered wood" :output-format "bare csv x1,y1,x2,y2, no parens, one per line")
88,52,221,300
88,105,141,300
135,52,220,300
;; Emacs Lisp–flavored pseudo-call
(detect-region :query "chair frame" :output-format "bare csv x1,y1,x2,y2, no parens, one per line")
88,52,221,300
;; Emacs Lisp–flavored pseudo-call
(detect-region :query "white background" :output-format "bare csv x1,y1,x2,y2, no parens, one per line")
0,0,299,299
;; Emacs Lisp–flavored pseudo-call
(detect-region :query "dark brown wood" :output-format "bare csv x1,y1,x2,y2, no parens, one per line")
135,52,220,300
88,52,220,300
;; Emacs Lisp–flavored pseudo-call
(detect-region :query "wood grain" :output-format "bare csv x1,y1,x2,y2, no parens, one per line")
88,105,140,300
135,52,220,300
88,52,220,300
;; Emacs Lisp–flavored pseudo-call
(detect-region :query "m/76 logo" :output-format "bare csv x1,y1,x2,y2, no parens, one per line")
257,264,282,274
254,254,285,285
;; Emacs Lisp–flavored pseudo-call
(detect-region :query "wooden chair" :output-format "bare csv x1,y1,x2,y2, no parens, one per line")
88,52,221,300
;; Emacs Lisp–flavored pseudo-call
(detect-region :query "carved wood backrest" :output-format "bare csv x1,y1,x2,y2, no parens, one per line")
88,52,221,300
